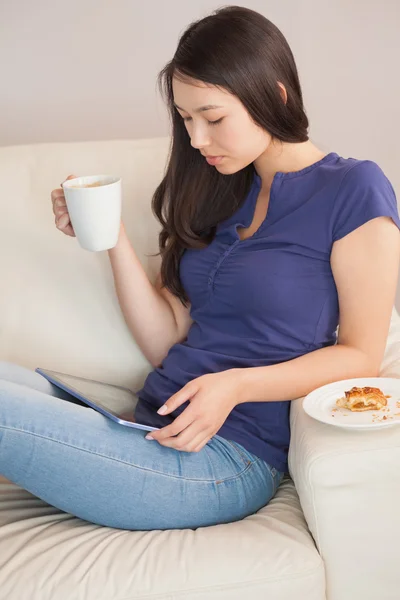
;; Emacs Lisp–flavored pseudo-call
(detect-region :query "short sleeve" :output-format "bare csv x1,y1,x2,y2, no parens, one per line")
331,160,400,242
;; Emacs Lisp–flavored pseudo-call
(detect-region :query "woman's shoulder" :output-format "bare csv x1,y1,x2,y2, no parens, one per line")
330,156,399,242
332,155,393,193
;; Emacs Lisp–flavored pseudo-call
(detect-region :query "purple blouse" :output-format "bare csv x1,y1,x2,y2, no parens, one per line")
136,152,400,472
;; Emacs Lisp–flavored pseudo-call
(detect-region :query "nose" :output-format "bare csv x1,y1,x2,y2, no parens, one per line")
189,125,212,151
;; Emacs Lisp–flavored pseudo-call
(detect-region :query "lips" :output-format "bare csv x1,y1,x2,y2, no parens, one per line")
205,155,224,165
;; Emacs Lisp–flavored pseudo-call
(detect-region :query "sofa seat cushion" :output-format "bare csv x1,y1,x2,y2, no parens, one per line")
0,477,324,600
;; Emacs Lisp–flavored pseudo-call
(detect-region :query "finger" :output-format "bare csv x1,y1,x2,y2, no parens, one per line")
157,382,198,415
149,410,194,442
56,215,75,236
183,425,213,451
174,428,208,452
57,220,75,237
63,225,76,237
54,197,66,208
51,189,65,203
61,174,77,187
54,205,68,218
159,423,207,452
193,436,212,453
56,213,70,228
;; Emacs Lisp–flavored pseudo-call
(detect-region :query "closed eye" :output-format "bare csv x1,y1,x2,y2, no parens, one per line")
183,117,223,126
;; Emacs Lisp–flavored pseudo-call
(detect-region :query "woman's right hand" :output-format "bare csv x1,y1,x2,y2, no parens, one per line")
51,174,76,237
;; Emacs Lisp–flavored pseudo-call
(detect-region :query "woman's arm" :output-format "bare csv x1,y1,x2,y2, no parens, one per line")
108,223,192,368
235,216,400,404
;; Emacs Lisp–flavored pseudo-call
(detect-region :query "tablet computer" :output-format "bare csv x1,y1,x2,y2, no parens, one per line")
35,368,175,432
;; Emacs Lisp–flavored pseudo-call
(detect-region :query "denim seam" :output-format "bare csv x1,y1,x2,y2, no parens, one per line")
0,425,256,484
224,441,283,484
224,439,260,466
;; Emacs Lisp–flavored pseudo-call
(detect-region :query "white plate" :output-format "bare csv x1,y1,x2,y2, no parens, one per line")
303,377,400,429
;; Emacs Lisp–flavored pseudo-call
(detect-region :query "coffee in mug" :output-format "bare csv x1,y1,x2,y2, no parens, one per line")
70,181,106,188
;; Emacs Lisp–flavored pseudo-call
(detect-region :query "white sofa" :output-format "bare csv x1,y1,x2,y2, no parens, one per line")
0,137,400,600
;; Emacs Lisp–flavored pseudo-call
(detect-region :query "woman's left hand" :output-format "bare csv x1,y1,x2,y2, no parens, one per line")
145,369,245,453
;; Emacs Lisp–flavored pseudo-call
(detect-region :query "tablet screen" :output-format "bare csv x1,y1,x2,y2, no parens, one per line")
36,368,174,428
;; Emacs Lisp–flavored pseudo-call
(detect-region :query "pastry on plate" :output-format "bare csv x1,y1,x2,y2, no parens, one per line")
336,386,388,412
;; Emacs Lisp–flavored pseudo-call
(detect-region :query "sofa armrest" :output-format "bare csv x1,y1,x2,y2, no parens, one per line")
289,308,400,600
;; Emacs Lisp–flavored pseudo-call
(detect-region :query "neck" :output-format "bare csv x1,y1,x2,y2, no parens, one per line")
253,139,328,190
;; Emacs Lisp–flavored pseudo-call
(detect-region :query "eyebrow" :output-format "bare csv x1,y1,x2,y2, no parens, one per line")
173,103,224,113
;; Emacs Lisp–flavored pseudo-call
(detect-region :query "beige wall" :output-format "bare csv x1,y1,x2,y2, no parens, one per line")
1,1,398,162
2,0,400,300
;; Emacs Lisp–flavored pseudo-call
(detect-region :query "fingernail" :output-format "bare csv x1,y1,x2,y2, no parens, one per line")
157,405,168,415
145,434,154,440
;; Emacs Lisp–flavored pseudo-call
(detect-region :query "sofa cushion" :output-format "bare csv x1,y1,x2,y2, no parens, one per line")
0,478,325,600
0,138,171,392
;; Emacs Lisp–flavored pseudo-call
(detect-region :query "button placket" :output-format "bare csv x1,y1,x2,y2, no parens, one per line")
207,239,240,289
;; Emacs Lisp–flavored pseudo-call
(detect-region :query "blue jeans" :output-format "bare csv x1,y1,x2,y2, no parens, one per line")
0,361,284,530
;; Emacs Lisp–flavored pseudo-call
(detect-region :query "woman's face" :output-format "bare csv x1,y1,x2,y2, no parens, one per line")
172,76,272,174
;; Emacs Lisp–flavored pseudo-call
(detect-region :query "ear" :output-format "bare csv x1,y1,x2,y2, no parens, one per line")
277,82,288,105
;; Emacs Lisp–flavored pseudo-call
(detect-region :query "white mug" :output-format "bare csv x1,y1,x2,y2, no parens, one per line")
62,175,121,252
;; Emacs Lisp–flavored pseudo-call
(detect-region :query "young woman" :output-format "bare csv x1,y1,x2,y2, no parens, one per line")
1,6,399,531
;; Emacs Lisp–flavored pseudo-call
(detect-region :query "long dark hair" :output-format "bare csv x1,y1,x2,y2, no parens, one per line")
151,5,309,307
